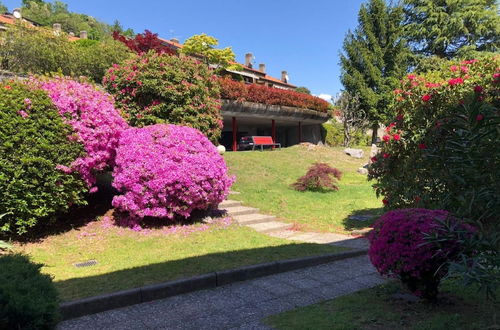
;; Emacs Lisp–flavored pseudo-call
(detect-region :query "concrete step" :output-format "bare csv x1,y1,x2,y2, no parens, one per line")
219,200,242,208
246,221,293,234
224,206,260,216
234,213,276,225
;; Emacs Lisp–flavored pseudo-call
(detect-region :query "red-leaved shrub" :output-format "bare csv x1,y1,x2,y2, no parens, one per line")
292,163,342,192
368,209,473,300
219,77,331,113
112,124,234,221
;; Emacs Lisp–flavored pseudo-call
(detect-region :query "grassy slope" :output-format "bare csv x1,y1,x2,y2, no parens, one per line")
17,219,342,301
224,145,382,233
266,281,498,330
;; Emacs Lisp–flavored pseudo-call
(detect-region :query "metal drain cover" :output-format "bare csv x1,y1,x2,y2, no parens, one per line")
74,260,98,268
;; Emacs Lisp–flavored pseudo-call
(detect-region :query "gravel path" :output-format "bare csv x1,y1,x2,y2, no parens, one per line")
58,255,385,330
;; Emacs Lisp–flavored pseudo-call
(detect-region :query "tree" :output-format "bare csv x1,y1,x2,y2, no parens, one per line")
295,86,311,94
335,91,367,147
403,0,500,59
0,1,7,13
340,0,410,144
112,29,175,55
180,33,241,70
111,20,134,38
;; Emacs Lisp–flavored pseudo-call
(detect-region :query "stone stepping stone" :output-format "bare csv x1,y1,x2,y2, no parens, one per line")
234,213,276,225
246,221,293,234
219,200,242,208
223,205,260,216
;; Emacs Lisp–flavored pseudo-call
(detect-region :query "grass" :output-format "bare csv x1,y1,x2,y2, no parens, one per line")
266,280,499,330
15,214,343,301
224,145,382,233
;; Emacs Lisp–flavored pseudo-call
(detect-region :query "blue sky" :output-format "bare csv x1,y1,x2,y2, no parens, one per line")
3,0,366,99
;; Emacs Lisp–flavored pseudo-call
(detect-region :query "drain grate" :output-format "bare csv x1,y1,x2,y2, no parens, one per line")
74,260,98,268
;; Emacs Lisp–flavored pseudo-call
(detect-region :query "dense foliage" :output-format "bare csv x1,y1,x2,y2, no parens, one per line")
0,24,132,82
340,0,411,143
292,163,342,192
180,33,240,70
104,51,223,142
112,124,234,222
403,0,500,58
322,121,369,147
112,29,175,55
369,209,472,300
369,56,500,298
0,254,60,329
0,82,87,235
219,77,331,113
36,77,129,190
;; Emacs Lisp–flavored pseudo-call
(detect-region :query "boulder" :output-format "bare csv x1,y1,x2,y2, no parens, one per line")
344,148,364,158
357,167,368,175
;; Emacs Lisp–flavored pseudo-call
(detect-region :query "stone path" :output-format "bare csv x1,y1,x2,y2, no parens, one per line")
58,255,385,330
220,200,369,250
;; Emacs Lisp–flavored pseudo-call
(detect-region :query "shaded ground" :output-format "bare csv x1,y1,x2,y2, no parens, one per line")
224,145,382,234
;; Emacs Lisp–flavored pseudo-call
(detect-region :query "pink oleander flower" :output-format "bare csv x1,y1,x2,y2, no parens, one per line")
17,110,29,118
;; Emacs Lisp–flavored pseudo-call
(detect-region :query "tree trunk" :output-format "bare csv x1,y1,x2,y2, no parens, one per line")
371,122,379,145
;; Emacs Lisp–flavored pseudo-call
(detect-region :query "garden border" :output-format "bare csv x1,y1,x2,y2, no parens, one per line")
60,248,367,320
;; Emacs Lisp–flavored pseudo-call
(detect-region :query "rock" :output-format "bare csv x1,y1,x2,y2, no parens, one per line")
370,144,378,158
217,145,226,155
357,167,368,175
344,148,364,158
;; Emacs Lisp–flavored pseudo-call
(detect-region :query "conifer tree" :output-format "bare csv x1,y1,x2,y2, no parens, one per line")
340,0,410,144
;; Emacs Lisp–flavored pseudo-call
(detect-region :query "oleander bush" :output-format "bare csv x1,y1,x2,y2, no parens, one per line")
219,77,332,113
36,77,129,190
0,254,60,330
104,51,223,143
112,124,234,222
0,24,132,83
0,81,87,235
369,209,473,300
292,163,342,192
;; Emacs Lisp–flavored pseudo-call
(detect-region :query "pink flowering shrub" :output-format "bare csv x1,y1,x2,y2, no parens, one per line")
36,77,129,190
112,124,234,221
369,209,472,300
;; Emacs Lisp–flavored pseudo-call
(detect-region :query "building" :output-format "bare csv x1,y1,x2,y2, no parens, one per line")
160,38,330,150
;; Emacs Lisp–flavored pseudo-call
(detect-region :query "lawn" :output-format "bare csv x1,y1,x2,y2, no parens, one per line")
15,212,343,301
224,145,382,233
266,280,498,330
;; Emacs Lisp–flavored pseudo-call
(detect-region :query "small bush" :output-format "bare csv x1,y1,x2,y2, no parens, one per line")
292,163,342,192
112,124,234,221
369,209,473,300
0,81,87,235
104,51,223,143
0,254,60,330
219,77,332,113
322,121,344,146
35,77,129,190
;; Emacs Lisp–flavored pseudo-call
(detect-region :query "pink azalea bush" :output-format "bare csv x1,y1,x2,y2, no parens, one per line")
369,209,473,300
36,77,129,190
112,124,234,221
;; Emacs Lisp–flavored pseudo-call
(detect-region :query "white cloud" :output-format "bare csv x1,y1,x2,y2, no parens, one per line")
315,93,333,103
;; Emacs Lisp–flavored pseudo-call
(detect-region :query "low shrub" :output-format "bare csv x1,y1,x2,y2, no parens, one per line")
368,209,473,300
112,124,234,221
322,121,344,146
292,163,342,192
219,77,332,113
36,77,129,190
0,254,60,330
104,51,222,143
0,81,87,235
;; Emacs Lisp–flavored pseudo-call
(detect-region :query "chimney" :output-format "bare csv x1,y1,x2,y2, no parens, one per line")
281,71,288,83
170,37,180,44
53,23,61,35
259,63,266,73
79,31,88,39
245,53,253,68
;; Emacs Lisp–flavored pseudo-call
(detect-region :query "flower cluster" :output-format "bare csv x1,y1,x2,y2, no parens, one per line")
369,209,472,299
112,124,234,220
36,77,128,189
104,52,223,143
218,77,332,113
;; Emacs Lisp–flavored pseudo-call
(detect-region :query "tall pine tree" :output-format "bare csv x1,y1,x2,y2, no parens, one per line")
403,0,500,59
340,0,410,143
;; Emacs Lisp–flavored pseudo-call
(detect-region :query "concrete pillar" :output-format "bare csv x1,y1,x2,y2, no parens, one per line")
232,117,237,152
272,119,276,149
298,121,302,143
79,31,88,39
